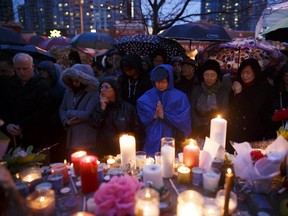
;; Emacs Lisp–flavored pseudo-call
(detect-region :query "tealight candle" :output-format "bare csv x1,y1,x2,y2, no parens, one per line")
26,189,55,216
177,190,204,216
80,155,98,194
136,151,147,169
142,164,163,189
135,188,160,216
161,137,175,178
177,166,191,185
107,158,116,168
50,163,69,184
119,134,136,171
71,151,87,176
203,172,220,192
210,115,227,159
183,139,200,169
203,198,221,216
20,167,42,183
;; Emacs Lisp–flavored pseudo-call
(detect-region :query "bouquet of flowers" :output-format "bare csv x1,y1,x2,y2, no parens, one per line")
1,145,46,174
272,107,288,139
232,136,288,193
94,174,143,216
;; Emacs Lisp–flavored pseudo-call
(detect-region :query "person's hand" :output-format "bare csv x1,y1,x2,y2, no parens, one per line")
157,101,164,119
232,81,242,95
100,96,109,110
67,117,81,126
6,124,22,136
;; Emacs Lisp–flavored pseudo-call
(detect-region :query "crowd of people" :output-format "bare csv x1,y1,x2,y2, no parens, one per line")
0,47,287,162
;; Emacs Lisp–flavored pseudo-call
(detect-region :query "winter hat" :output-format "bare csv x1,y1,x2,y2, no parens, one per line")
99,76,120,92
150,67,169,81
170,56,183,65
182,56,196,66
200,59,222,80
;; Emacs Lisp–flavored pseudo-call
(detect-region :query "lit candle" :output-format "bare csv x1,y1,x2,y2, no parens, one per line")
177,190,204,216
224,168,234,216
107,158,116,168
210,115,227,159
216,189,237,215
177,166,191,185
20,167,42,183
71,151,87,176
161,137,175,178
26,189,55,216
50,163,69,184
135,188,160,216
119,134,136,171
80,155,98,194
136,151,147,169
203,172,220,192
203,199,221,216
183,139,200,169
142,164,163,189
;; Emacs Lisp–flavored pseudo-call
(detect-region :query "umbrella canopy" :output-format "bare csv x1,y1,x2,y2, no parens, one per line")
69,32,116,49
116,34,186,58
0,44,55,62
49,46,93,68
199,38,286,74
38,36,70,50
262,17,288,42
160,21,237,42
0,26,25,45
28,35,48,45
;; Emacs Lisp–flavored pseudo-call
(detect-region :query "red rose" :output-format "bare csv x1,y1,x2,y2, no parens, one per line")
272,108,288,122
250,149,265,163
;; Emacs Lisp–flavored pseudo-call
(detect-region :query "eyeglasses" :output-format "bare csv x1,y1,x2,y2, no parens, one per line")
100,85,113,91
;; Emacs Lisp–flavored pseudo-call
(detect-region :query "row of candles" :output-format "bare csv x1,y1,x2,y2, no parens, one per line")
18,115,229,215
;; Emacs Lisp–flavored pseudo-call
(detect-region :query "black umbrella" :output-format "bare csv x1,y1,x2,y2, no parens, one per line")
160,21,236,42
262,17,288,42
116,34,186,58
0,44,56,62
69,32,116,49
0,26,25,45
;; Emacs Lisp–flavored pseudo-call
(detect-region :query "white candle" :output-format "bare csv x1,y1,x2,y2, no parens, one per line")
203,172,220,192
143,164,163,189
210,115,227,159
86,197,97,213
119,134,136,171
161,137,175,178
177,190,204,216
135,188,159,216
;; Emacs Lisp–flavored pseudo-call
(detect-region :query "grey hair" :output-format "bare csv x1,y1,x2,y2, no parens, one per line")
13,53,33,64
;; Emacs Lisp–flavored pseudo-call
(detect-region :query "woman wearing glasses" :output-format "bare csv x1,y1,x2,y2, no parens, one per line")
90,76,140,158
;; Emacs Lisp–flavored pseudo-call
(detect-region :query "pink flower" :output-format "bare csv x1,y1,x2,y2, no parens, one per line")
94,174,143,216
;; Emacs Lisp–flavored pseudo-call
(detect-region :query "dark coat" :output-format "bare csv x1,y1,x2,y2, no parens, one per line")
228,82,274,144
0,74,51,149
90,100,139,158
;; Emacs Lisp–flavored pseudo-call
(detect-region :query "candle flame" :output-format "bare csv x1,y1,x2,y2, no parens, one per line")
72,150,87,158
39,196,45,202
208,209,215,214
189,138,196,146
227,168,232,174
217,114,221,118
145,191,151,198
64,159,67,165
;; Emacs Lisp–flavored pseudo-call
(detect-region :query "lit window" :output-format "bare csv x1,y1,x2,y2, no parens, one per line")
64,3,68,7
53,22,57,25
120,10,122,14
86,12,89,16
65,12,68,15
90,5,93,9
66,25,69,28
58,3,62,7
107,14,111,18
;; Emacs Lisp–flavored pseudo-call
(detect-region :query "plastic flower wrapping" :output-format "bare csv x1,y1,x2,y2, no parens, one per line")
232,135,288,193
94,174,143,216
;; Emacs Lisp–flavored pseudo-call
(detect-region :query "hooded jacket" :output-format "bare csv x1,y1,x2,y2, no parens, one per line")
59,64,99,150
136,64,191,155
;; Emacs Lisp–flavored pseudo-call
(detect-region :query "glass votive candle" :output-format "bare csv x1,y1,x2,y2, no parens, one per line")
215,189,238,215
136,151,147,169
177,166,191,185
20,167,42,183
154,152,162,165
203,198,221,216
71,151,87,176
177,190,204,216
26,189,55,216
203,171,220,192
135,188,160,216
107,156,116,168
50,162,69,184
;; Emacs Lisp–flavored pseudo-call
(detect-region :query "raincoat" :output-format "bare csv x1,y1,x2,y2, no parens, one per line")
137,64,191,155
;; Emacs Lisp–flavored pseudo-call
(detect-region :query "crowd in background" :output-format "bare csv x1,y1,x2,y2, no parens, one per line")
0,47,287,162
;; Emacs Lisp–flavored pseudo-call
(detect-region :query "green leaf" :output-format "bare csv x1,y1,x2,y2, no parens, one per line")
26,145,33,154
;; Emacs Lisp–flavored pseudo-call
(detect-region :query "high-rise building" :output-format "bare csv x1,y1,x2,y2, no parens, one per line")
200,0,268,31
0,0,14,23
17,0,142,37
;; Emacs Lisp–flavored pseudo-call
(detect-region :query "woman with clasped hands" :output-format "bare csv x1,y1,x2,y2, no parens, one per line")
137,64,191,156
